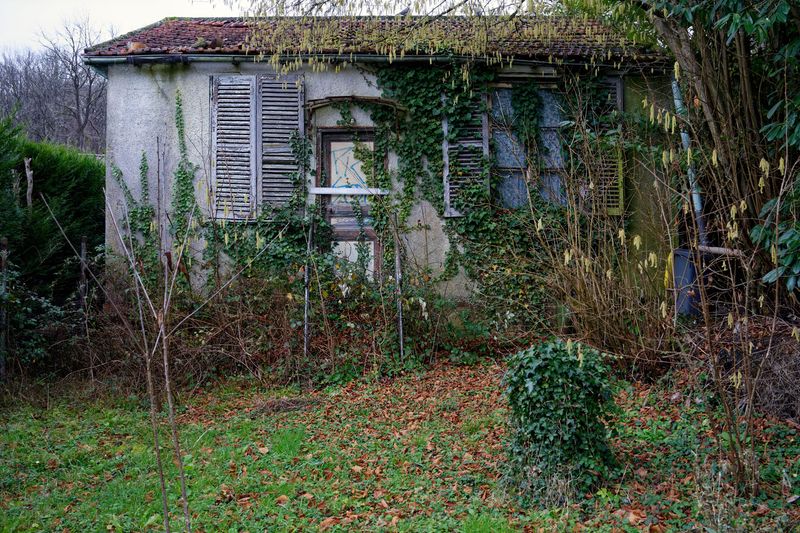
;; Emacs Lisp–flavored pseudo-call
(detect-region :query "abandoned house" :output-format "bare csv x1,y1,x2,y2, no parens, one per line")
83,17,668,295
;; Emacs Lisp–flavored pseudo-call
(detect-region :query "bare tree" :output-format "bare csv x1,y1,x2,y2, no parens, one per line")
0,50,64,143
0,18,107,152
40,18,107,152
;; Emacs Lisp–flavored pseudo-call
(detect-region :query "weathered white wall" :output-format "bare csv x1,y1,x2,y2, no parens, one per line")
104,61,467,296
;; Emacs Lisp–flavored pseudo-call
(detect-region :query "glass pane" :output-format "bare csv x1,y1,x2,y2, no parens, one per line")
540,129,564,169
494,130,527,169
539,89,564,128
491,88,514,122
329,140,374,206
540,172,565,205
498,169,528,209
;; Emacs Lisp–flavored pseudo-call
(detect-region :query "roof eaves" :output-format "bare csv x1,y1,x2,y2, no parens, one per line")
81,16,670,67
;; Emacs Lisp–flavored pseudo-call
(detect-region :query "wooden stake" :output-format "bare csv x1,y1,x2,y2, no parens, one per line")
79,236,94,382
24,158,33,210
79,236,88,308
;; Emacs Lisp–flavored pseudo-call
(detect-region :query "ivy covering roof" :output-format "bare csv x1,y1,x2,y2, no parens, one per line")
84,16,667,66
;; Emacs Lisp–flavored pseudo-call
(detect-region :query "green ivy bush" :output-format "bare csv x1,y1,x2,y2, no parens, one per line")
504,338,616,503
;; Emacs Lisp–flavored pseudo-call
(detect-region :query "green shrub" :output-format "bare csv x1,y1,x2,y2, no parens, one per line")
13,139,105,299
0,115,104,368
504,338,616,502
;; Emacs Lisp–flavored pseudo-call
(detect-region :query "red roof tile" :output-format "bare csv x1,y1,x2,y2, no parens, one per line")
84,16,667,65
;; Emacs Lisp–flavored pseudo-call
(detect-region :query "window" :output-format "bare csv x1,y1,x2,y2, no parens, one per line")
316,130,383,278
211,74,304,220
489,77,624,213
490,87,528,208
490,86,567,207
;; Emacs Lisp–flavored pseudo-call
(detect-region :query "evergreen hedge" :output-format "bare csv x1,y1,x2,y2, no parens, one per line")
0,115,104,367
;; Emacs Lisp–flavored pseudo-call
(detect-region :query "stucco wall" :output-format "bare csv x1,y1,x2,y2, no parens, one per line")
104,61,467,295
105,61,666,299
623,74,674,256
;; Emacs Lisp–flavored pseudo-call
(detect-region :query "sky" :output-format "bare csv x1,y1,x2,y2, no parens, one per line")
0,0,243,51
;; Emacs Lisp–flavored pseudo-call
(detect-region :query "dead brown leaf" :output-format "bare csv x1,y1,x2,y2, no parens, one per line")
319,517,338,531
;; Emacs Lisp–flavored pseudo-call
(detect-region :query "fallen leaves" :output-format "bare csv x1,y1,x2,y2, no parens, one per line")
217,484,235,503
613,507,648,526
752,504,770,517
8,360,800,531
318,516,338,530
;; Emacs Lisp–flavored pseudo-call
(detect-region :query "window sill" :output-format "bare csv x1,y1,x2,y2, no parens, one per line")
309,187,389,196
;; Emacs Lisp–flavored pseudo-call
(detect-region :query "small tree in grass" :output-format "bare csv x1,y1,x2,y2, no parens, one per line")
504,338,616,504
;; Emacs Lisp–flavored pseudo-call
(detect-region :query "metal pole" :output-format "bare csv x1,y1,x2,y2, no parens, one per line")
392,216,404,362
0,237,8,381
303,221,312,359
672,78,708,247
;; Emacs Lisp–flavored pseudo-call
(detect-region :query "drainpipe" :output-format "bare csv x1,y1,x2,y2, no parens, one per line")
671,78,708,247
671,77,708,316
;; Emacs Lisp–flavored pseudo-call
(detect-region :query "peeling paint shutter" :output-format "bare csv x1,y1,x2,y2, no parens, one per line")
212,75,257,220
443,106,489,218
598,144,624,216
260,75,304,207
598,76,623,215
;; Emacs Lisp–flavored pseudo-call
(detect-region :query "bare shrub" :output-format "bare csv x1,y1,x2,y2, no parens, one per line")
493,75,679,373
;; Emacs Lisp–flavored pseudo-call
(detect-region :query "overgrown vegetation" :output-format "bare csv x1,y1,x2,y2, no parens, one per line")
2,362,797,531
0,116,104,372
505,339,616,503
2,0,800,526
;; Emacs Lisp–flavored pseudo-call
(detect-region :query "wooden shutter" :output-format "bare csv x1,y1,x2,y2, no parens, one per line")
443,105,489,217
595,76,624,215
598,76,623,115
212,75,257,220
259,75,304,207
597,144,624,216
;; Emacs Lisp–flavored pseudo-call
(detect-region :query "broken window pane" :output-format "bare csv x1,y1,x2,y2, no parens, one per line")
498,169,528,209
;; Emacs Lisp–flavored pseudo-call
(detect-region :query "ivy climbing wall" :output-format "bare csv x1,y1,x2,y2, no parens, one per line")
104,59,669,305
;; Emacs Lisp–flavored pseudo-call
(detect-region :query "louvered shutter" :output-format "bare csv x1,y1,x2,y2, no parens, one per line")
259,75,304,207
443,106,489,217
212,75,257,220
595,76,623,215
597,144,624,216
597,76,623,115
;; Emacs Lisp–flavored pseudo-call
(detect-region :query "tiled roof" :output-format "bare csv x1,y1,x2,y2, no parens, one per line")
84,16,667,65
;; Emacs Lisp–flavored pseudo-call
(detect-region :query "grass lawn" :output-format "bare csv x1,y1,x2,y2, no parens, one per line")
1,361,798,531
